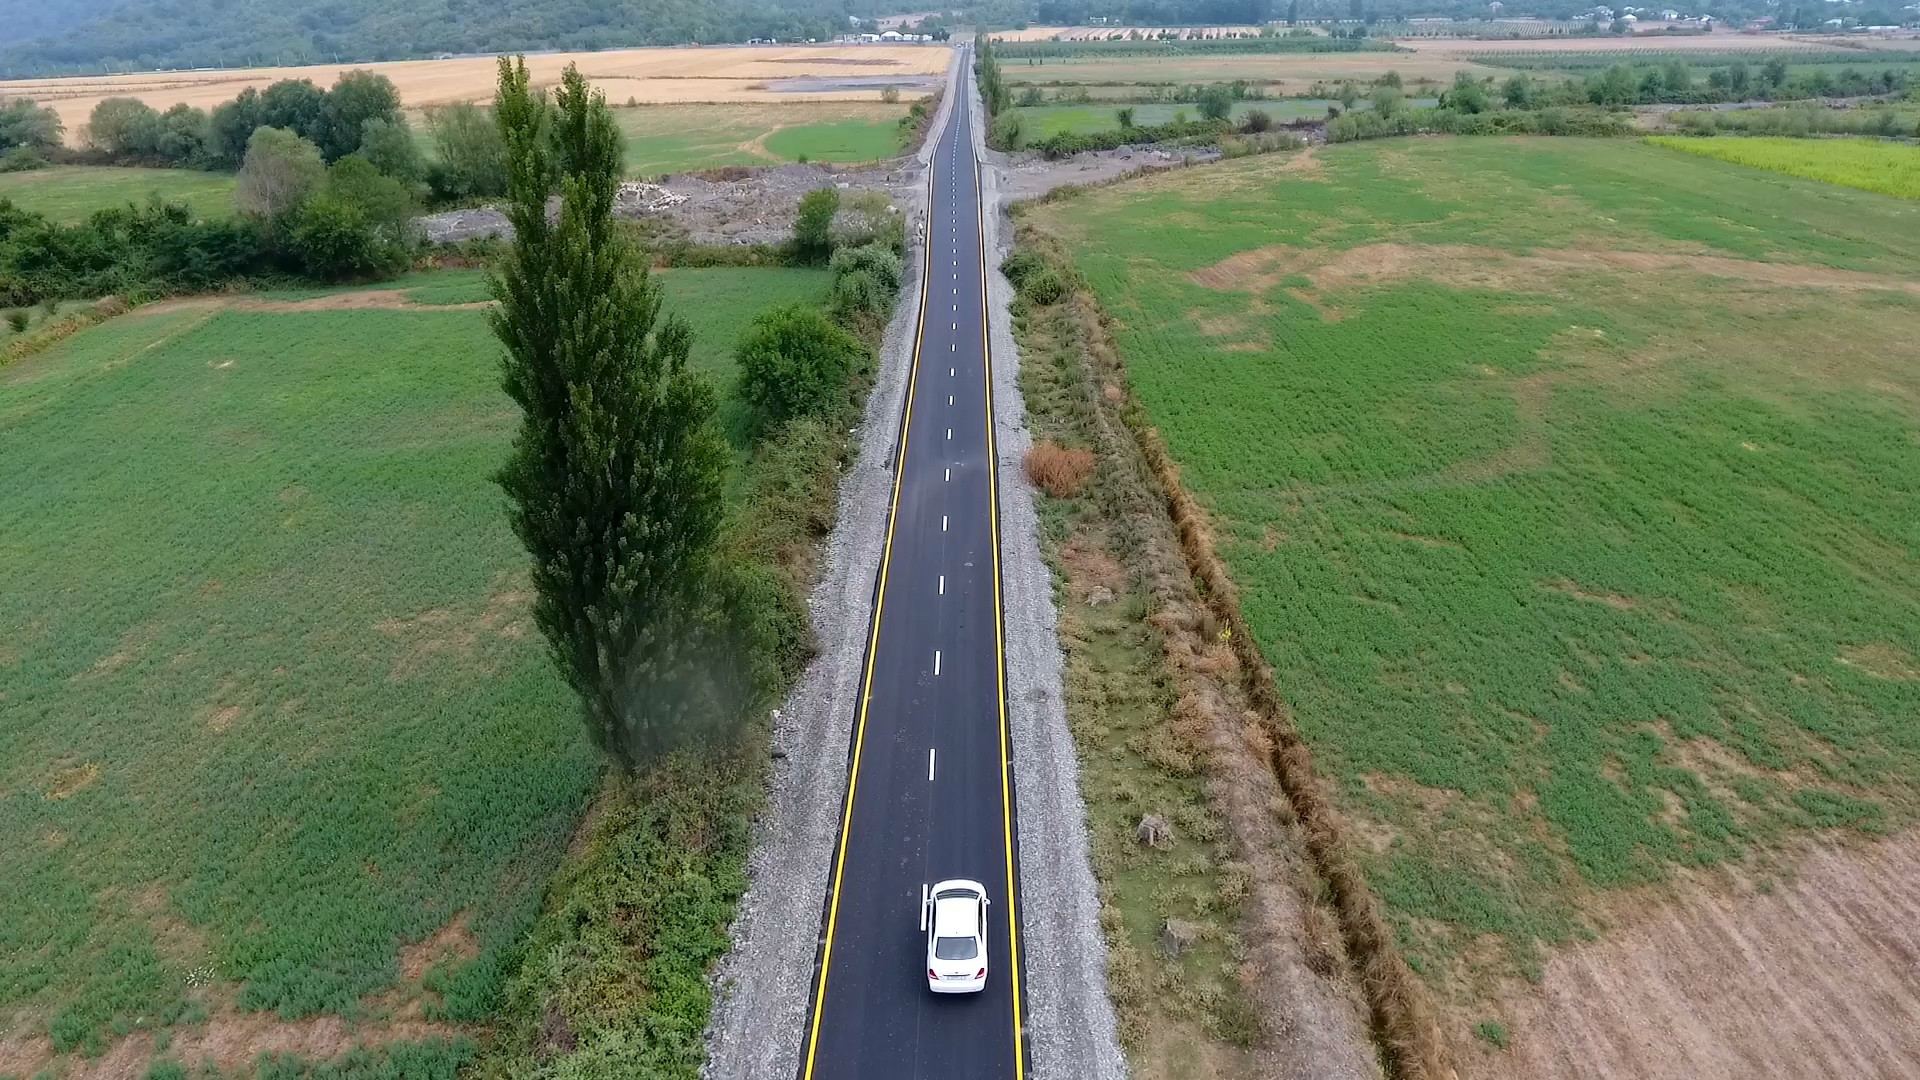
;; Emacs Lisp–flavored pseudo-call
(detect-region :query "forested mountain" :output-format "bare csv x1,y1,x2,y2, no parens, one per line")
0,0,901,77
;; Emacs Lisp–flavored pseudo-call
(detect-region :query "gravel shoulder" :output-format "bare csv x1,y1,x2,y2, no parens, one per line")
973,59,1129,1080
699,52,956,1080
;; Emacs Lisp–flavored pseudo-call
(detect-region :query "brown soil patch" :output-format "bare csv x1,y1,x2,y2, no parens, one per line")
375,576,532,680
45,761,100,800
1838,642,1919,682
1541,578,1641,611
205,704,245,734
0,1011,463,1080
399,912,480,981
1469,832,1920,1080
1188,242,1920,304
1274,146,1324,177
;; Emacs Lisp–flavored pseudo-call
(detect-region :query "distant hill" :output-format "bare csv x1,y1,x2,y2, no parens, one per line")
0,0,906,78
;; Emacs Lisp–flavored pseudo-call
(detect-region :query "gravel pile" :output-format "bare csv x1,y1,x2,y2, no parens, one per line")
415,163,920,249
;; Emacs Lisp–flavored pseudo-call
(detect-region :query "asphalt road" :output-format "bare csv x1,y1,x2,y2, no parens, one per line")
799,57,1027,1080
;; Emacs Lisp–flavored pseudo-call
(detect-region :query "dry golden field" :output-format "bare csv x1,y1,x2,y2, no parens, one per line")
0,44,953,142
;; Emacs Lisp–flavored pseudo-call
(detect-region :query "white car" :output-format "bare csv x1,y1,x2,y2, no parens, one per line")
922,879,989,993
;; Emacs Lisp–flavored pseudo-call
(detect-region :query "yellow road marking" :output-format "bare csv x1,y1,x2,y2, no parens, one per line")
976,154,1027,1079
799,122,935,1080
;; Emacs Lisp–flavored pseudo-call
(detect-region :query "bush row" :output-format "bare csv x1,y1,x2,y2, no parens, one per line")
1028,118,1232,159
1328,105,1632,142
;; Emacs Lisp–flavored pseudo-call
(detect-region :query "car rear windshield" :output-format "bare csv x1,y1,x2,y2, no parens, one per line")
934,935,978,961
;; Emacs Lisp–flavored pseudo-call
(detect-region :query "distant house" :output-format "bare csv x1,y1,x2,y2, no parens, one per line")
1659,8,1680,17
880,29,905,40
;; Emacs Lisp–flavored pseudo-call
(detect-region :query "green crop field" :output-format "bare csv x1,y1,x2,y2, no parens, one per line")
1028,137,1920,1011
0,165,236,224
611,102,910,176
0,266,826,1073
999,52,1495,91
1648,134,1920,200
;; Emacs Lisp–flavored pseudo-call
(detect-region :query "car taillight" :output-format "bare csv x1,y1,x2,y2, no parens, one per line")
929,969,938,979
975,968,986,978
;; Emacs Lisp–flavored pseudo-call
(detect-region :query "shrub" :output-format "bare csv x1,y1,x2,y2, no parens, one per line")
881,86,901,104
5,309,27,332
830,267,889,327
829,190,904,255
425,103,508,201
1197,85,1234,121
1117,107,1136,129
1024,440,1096,498
287,194,389,280
356,115,424,183
235,127,326,223
1018,267,1067,305
1000,247,1044,287
0,147,44,173
828,241,902,292
735,303,867,434
793,187,838,264
1241,109,1273,133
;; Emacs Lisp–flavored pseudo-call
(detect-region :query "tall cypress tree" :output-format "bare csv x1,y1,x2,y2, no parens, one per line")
491,58,732,771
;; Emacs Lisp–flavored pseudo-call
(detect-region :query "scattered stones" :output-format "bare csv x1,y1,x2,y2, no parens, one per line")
1136,812,1174,849
1159,917,1201,958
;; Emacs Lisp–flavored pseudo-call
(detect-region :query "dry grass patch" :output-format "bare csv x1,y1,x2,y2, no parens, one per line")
1024,439,1097,498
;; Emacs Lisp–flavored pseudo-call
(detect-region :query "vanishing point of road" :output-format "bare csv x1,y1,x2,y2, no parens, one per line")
799,53,1029,1080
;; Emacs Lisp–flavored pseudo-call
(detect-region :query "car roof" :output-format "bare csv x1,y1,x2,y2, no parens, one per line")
929,878,985,897
932,894,981,938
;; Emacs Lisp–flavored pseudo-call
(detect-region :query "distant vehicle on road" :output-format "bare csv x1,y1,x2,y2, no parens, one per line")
922,879,989,993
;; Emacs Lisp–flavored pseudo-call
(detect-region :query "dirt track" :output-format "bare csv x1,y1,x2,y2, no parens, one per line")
1470,833,1920,1079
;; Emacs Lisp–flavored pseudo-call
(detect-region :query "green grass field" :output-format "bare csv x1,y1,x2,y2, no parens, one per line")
0,266,826,1071
1029,137,1920,1008
0,165,236,224
1648,134,1920,200
610,102,910,176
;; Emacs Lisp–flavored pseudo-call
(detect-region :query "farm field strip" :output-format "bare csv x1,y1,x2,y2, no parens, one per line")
1648,134,1920,200
1026,135,1920,1054
0,266,827,1074
0,165,237,223
608,101,910,176
0,44,953,140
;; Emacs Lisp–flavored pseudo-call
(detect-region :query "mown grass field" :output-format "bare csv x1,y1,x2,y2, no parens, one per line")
0,165,236,223
611,102,910,176
1027,137,1920,1019
1648,134,1920,200
0,266,826,1073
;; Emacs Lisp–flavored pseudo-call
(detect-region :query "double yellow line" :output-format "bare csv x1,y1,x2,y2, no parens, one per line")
800,94,1026,1079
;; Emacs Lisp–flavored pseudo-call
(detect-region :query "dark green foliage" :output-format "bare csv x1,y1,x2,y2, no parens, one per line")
1327,105,1630,142
286,193,399,281
1018,266,1066,306
259,80,329,144
1197,85,1233,122
1441,72,1491,114
480,759,755,1080
827,242,901,331
0,197,263,306
491,57,735,772
425,104,509,202
792,187,837,264
735,303,865,433
319,71,402,162
1029,117,1227,159
252,1040,473,1079
1117,106,1136,129
86,98,214,167
354,116,424,184
1473,1020,1511,1050
1240,108,1273,133
0,98,61,152
0,146,45,172
4,308,25,332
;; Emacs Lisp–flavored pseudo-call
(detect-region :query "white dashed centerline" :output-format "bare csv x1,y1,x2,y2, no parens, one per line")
933,650,942,676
